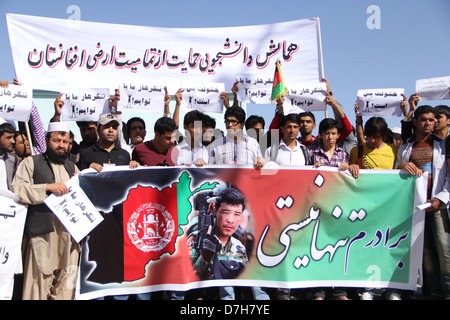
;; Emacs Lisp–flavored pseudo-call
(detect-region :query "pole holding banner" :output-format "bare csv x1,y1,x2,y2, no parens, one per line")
24,122,34,156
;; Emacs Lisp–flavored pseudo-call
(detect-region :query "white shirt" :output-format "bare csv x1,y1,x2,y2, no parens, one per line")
176,139,209,166
0,157,7,190
265,139,307,166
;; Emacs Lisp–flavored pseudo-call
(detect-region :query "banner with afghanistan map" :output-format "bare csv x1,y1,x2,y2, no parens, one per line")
73,166,427,300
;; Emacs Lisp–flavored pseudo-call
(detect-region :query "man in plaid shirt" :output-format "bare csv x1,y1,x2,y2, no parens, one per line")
307,117,358,301
308,117,359,176
209,106,265,168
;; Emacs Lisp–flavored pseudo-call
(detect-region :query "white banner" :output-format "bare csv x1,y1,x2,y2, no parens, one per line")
416,76,450,101
356,88,405,117
7,14,324,94
0,85,32,121
0,189,27,300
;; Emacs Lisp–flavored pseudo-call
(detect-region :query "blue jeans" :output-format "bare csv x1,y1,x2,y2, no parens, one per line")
219,287,270,300
422,209,450,299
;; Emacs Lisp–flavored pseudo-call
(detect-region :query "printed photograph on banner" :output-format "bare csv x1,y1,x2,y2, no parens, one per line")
118,82,165,114
284,82,327,114
179,82,225,113
0,85,32,121
356,88,405,117
60,88,110,121
187,184,248,281
45,178,103,243
235,74,273,104
416,76,450,101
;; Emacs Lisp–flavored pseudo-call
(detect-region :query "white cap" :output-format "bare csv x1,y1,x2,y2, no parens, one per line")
48,122,70,133
391,127,401,135
98,113,120,126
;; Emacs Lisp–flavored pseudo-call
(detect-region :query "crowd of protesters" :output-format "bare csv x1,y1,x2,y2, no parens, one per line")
0,77,449,301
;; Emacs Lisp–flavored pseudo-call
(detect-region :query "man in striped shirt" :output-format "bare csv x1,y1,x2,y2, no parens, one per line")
208,106,265,168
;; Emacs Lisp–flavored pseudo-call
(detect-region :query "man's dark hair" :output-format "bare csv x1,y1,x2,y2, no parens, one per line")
126,117,146,136
280,114,300,127
202,114,216,129
224,106,246,124
364,117,389,140
183,110,204,127
14,130,26,140
318,118,341,134
154,117,177,135
413,105,437,119
245,115,265,130
0,123,16,137
215,187,246,212
434,105,450,119
76,121,97,128
298,111,316,124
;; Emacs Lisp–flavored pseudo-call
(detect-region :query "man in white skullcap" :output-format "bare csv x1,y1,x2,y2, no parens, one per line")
12,121,80,300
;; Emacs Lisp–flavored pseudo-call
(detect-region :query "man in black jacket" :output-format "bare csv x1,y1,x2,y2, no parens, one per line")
78,113,139,172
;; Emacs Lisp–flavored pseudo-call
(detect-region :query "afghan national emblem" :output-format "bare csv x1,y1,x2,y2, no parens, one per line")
127,202,175,253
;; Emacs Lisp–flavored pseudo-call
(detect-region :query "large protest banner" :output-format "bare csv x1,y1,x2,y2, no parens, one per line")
6,14,324,94
73,166,426,300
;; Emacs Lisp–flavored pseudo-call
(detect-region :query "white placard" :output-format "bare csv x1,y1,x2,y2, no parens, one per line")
180,82,225,113
284,82,327,114
45,178,104,243
356,88,405,117
0,86,32,121
118,82,165,113
416,76,450,101
0,189,27,299
61,88,110,121
235,74,273,104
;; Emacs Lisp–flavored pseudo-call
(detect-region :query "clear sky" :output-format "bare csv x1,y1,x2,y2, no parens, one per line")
1,0,449,133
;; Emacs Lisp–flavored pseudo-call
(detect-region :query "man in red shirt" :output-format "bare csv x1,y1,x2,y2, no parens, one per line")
132,117,179,166
268,79,354,149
